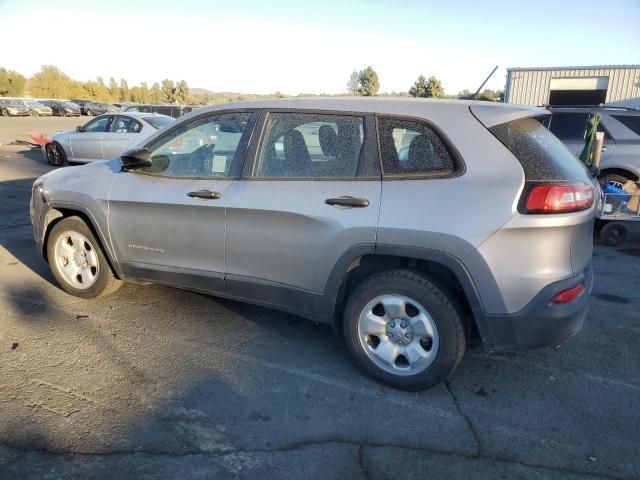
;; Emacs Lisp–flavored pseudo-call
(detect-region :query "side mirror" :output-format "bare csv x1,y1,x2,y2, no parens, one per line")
75,126,85,133
121,148,152,170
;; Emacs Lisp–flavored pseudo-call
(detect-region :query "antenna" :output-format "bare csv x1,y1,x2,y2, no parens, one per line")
473,65,499,100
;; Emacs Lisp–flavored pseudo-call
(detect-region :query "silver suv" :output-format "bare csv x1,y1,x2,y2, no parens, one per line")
30,98,597,390
547,105,640,185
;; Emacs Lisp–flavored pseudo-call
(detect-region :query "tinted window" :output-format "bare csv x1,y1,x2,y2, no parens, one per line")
141,112,252,178
83,116,111,133
611,114,640,136
377,117,455,175
110,116,143,133
143,116,175,129
548,112,589,139
255,112,364,178
490,116,591,182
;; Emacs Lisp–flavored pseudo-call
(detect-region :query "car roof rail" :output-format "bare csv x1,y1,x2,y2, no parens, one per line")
543,103,640,111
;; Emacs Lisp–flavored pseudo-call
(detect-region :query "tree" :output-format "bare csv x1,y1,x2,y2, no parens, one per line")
346,70,359,95
176,80,190,104
0,68,26,97
355,66,379,96
409,75,429,97
410,75,444,98
161,79,176,103
150,82,162,103
119,78,130,102
108,78,120,101
27,65,75,99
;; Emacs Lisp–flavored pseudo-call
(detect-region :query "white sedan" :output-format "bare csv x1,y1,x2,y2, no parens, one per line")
44,112,175,166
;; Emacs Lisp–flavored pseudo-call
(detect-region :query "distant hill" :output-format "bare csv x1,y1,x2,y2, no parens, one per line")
189,88,271,100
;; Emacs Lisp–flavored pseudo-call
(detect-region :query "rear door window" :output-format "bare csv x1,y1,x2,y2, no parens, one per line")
254,112,365,178
548,112,589,140
110,115,142,133
377,117,456,176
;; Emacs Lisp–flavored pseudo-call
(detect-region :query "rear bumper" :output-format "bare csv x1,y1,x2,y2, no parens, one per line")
481,263,593,350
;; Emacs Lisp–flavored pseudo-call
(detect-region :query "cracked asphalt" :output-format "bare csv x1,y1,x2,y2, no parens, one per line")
0,117,639,479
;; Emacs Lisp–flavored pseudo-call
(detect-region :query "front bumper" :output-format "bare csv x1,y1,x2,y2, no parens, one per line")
481,264,593,350
5,110,30,116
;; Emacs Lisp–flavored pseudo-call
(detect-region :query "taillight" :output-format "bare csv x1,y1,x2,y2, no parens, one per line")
524,183,594,214
551,283,585,304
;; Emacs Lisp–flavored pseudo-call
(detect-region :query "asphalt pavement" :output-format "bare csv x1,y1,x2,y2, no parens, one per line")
0,117,639,479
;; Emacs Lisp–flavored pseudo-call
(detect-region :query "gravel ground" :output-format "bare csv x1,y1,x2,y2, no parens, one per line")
0,118,639,479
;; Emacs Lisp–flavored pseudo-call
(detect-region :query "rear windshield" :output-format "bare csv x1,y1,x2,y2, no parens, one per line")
611,114,640,136
144,116,175,129
490,116,591,182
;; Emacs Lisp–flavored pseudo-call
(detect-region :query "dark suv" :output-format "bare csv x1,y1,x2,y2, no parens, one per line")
547,105,640,184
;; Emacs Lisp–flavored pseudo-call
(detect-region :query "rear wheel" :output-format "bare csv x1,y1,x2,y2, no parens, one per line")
343,269,466,391
60,109,66,117
45,142,68,167
1,108,7,117
85,109,92,116
46,216,122,299
600,221,627,247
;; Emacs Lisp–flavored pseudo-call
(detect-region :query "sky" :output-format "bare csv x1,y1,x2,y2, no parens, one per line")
0,0,638,96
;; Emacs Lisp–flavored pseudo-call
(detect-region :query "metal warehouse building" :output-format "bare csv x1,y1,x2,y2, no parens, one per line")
504,65,640,106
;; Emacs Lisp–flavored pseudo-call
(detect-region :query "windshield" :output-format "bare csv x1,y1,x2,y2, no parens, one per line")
25,101,42,107
63,102,79,108
144,116,175,129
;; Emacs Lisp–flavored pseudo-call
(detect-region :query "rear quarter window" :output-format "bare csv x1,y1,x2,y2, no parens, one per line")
611,114,640,136
490,116,591,182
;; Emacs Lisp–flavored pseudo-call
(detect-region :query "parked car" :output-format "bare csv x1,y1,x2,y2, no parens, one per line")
70,99,93,115
84,101,119,116
43,112,174,165
30,98,597,390
0,99,30,116
21,100,53,117
125,104,196,118
546,105,640,185
41,100,81,117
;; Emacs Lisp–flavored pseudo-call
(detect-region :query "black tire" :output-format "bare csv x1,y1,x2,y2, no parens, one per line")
46,216,122,299
85,109,92,116
45,141,68,167
600,221,627,247
600,172,634,188
342,269,466,391
60,109,66,117
1,108,7,117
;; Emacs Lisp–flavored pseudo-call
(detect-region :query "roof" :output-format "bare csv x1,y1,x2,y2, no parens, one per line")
507,64,640,72
189,96,535,117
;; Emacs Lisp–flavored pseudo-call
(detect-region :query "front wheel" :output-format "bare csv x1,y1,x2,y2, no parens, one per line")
1,108,7,116
343,269,466,391
46,216,122,299
45,142,68,166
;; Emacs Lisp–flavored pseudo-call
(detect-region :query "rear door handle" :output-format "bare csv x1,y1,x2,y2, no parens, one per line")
325,196,369,208
188,190,221,200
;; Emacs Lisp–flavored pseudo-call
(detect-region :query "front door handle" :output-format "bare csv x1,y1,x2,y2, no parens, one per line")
325,196,369,208
188,190,221,200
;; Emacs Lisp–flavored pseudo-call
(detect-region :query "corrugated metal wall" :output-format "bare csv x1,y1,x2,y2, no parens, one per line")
505,66,640,105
